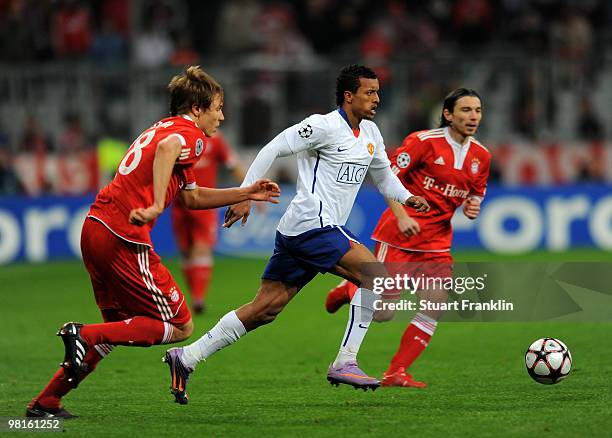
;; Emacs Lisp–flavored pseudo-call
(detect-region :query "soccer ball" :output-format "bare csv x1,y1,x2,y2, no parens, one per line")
525,338,572,385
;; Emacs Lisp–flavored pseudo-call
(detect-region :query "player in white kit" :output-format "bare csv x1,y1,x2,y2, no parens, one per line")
162,65,429,403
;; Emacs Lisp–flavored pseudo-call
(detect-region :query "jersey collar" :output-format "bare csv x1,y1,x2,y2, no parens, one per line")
337,107,353,129
443,127,471,148
180,114,198,127
337,107,360,137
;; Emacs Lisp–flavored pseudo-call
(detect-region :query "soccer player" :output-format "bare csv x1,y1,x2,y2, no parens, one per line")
162,64,430,405
326,88,491,388
26,66,280,418
171,131,248,314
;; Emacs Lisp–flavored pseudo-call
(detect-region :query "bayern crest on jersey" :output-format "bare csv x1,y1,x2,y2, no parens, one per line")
397,152,410,168
170,287,180,303
470,158,480,175
195,138,204,156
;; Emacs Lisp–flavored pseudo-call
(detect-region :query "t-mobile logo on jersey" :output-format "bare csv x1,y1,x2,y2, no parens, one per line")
423,176,469,198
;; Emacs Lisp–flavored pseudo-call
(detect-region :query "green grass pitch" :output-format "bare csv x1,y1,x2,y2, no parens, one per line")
1,251,611,437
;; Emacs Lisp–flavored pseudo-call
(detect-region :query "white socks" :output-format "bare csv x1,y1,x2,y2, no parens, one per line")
333,288,377,367
181,310,246,369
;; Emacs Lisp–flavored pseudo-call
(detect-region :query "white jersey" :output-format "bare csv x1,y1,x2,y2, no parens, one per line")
241,108,412,237
278,110,391,235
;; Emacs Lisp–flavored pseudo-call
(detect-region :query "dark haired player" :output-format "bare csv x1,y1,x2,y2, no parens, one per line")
163,65,430,403
326,88,491,388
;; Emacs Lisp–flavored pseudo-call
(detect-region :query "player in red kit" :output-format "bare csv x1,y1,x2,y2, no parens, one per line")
26,66,280,418
326,88,491,388
171,131,247,314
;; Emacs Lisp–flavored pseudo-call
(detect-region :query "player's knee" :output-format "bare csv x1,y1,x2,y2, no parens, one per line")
173,320,194,341
373,309,395,322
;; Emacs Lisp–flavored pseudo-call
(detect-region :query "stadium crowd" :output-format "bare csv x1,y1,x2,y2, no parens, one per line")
0,0,611,195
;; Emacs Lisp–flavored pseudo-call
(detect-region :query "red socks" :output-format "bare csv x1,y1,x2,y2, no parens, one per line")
183,265,212,303
80,316,169,347
29,347,107,410
387,313,437,374
30,316,167,410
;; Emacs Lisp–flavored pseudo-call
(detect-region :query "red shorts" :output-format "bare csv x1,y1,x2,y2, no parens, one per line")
81,217,191,326
171,204,218,253
374,242,453,294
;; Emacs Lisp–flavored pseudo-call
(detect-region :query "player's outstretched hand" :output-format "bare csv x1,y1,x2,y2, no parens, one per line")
129,205,163,226
397,216,420,237
223,200,251,228
405,196,430,213
246,179,281,203
463,197,481,220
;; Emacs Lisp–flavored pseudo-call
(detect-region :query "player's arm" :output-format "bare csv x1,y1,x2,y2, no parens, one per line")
369,166,429,213
129,135,181,226
463,155,491,220
178,179,280,210
386,198,420,237
224,118,325,228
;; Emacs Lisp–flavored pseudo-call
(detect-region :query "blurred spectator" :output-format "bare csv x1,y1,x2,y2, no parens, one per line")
91,16,127,64
133,16,173,67
58,113,92,154
359,24,393,86
53,0,93,58
18,115,53,194
509,6,548,54
549,6,594,85
216,0,261,54
293,0,336,53
549,7,593,61
254,4,315,66
170,34,200,67
452,0,494,47
0,125,22,194
0,0,33,61
19,116,53,154
98,0,130,37
577,97,603,141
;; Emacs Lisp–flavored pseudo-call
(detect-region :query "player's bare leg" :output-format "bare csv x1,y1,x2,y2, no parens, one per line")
164,280,298,404
327,243,385,391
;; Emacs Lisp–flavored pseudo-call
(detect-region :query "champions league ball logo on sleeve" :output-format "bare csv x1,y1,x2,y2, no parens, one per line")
397,152,410,168
195,138,204,156
298,124,313,139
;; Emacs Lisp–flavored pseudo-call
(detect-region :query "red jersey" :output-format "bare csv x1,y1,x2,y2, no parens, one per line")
88,115,206,247
192,131,237,187
371,127,491,252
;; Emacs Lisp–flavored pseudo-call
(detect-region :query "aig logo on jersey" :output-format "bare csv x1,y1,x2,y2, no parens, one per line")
337,162,368,185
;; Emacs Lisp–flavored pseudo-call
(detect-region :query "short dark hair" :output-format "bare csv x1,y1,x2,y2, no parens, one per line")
439,88,482,127
336,64,378,106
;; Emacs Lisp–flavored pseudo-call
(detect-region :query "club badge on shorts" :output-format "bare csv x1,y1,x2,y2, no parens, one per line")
169,287,180,303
